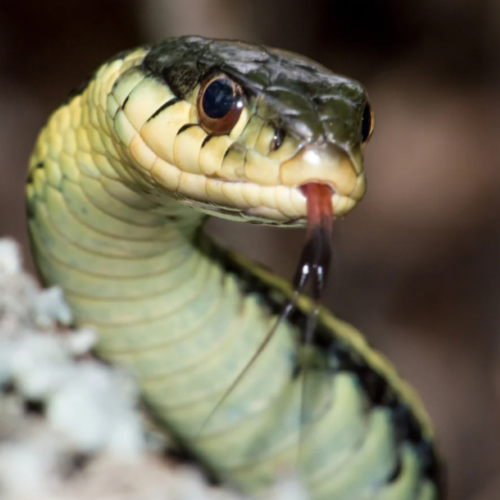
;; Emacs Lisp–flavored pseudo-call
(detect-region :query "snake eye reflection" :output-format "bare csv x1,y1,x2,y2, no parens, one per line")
361,102,374,145
197,75,244,135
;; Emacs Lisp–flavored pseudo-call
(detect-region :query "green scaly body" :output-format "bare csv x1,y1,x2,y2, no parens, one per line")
26,37,442,500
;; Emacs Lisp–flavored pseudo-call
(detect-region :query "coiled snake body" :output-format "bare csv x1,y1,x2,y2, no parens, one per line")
26,37,442,500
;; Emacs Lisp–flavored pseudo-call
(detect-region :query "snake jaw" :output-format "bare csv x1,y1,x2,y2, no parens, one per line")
211,140,365,223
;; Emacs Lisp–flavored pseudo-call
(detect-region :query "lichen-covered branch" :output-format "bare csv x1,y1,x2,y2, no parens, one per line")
0,238,307,500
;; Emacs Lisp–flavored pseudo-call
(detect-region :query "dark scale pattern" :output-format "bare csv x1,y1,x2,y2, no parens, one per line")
143,36,368,149
67,75,93,101
146,97,182,122
26,161,44,184
177,123,198,135
200,234,443,495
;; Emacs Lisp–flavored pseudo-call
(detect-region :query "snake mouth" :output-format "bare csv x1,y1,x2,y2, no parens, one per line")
146,144,362,224
299,181,335,195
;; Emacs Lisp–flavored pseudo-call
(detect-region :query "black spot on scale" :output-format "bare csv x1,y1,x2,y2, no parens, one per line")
177,123,197,135
392,405,445,493
202,134,213,148
25,201,35,220
323,343,398,407
387,454,402,483
67,75,93,101
121,93,131,110
26,162,44,184
147,97,182,122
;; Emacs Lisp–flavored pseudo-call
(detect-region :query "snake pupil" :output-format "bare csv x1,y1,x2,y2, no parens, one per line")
202,79,234,119
197,75,244,135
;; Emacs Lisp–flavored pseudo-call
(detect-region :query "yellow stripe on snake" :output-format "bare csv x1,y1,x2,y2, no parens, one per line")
26,36,443,500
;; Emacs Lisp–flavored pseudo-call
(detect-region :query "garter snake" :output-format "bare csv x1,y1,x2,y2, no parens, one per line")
26,36,443,500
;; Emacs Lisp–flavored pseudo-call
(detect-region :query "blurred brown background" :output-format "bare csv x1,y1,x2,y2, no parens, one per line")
1,0,500,498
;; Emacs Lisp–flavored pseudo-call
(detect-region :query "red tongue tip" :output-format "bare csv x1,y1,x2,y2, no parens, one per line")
300,183,334,227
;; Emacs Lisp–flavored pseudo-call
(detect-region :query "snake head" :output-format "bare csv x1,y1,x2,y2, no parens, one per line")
109,36,372,226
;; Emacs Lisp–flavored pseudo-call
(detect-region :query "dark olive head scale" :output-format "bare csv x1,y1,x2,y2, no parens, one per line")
143,36,369,150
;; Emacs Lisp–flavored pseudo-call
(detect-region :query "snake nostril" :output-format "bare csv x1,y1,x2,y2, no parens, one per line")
280,142,358,196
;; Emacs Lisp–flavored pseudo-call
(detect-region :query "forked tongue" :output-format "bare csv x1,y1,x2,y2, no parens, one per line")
295,183,335,446
196,183,334,436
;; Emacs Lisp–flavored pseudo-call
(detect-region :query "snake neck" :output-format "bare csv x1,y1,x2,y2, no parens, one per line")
26,50,234,343
26,68,302,484
26,50,299,440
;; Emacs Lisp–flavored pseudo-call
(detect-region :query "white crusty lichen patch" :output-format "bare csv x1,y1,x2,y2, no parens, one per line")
0,238,309,500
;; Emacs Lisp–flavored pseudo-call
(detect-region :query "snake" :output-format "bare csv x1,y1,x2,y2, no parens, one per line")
25,36,443,500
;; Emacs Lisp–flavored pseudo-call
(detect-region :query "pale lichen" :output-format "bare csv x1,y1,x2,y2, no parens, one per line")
0,238,309,500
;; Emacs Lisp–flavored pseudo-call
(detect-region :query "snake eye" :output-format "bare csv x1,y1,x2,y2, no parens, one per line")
197,75,244,135
361,102,374,145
